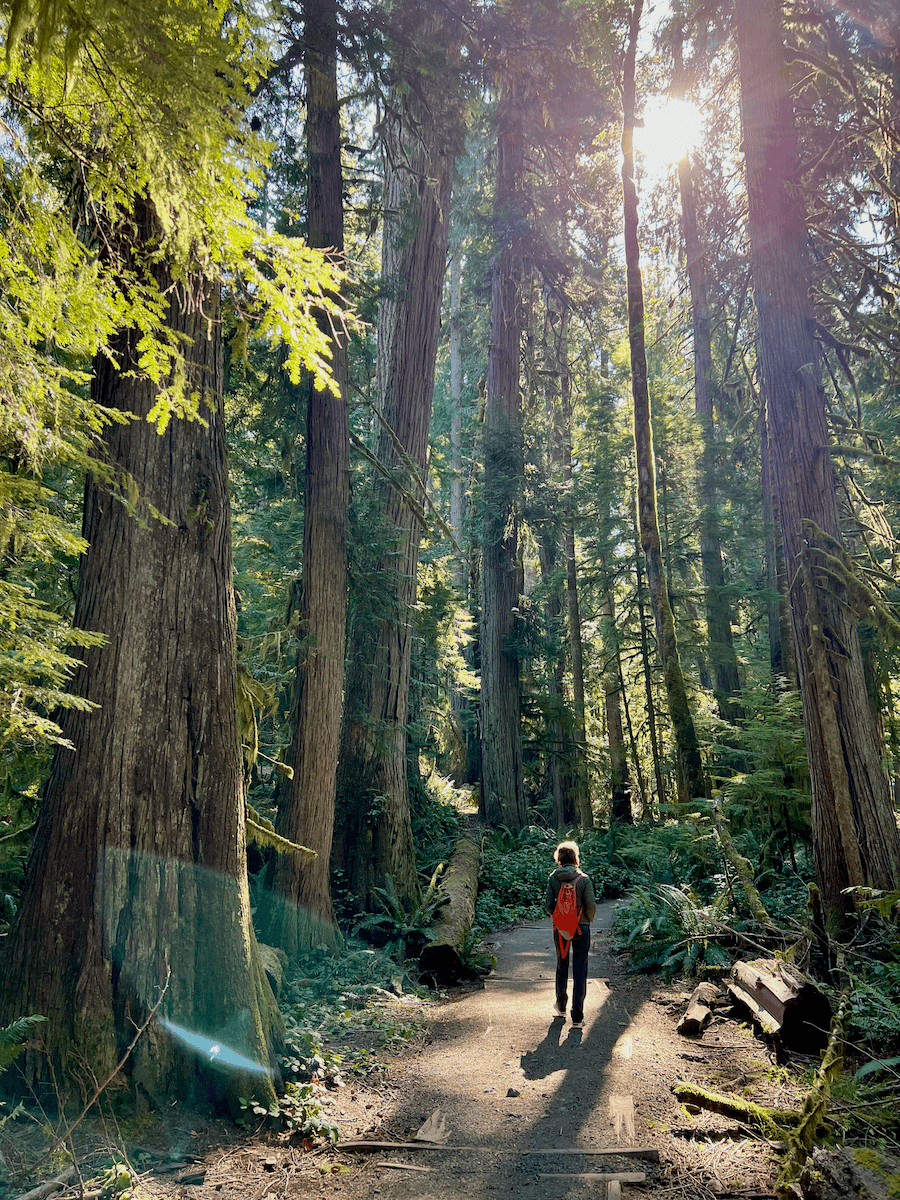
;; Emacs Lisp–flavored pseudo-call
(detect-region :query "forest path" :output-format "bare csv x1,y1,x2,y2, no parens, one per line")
329,902,780,1200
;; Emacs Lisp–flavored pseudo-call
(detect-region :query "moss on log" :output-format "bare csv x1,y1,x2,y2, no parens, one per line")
672,1083,803,1135
419,833,482,982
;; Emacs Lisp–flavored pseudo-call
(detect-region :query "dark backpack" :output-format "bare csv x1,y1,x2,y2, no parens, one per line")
551,874,583,959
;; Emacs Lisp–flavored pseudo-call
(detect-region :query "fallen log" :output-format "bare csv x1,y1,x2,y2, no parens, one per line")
676,982,720,1036
727,958,831,1051
12,1169,76,1200
418,831,482,982
672,1083,803,1134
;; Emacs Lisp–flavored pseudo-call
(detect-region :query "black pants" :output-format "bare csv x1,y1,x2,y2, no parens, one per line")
554,922,590,1021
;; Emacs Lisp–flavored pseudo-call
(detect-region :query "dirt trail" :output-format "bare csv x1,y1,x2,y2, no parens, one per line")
325,903,783,1200
53,905,790,1199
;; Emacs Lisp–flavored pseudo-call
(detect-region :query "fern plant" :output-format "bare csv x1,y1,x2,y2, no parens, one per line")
353,867,449,958
0,1013,46,1071
614,884,732,977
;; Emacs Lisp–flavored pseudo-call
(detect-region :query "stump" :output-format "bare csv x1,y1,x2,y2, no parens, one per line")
676,982,720,1036
727,958,831,1051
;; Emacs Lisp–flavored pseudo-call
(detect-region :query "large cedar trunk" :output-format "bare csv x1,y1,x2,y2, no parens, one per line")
621,0,705,807
736,0,900,915
334,1,456,908
263,0,349,958
480,66,527,830
0,202,280,1107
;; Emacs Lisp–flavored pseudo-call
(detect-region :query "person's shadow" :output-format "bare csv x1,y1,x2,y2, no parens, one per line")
520,1019,566,1080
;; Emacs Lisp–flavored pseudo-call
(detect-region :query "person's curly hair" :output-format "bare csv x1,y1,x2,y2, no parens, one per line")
554,840,579,866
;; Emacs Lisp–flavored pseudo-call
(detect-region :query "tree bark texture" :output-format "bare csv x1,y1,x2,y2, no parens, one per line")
334,0,457,908
264,0,350,959
633,520,666,812
621,0,705,807
480,64,528,831
0,201,280,1107
736,0,900,915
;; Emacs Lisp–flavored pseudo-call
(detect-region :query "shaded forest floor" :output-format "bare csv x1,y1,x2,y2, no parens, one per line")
4,901,816,1199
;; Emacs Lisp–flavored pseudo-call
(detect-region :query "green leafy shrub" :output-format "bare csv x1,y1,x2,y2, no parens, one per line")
844,959,900,1054
613,883,732,977
615,815,721,898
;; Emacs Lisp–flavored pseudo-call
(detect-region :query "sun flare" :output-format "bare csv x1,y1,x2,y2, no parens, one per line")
634,98,704,172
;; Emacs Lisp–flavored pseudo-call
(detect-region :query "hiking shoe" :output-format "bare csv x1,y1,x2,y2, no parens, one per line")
552,1003,566,1017
570,1018,584,1028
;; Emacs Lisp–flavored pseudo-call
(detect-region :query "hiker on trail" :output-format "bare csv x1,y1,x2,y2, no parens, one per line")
544,840,596,1027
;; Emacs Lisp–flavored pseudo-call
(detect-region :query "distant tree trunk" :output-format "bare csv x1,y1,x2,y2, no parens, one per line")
559,322,593,829
450,248,466,590
633,520,666,812
736,0,900,915
535,302,583,830
448,246,471,785
0,201,280,1108
263,0,349,958
622,0,705,806
758,393,796,684
538,531,570,829
334,1,457,908
601,585,633,824
673,19,743,723
616,620,650,818
480,64,527,830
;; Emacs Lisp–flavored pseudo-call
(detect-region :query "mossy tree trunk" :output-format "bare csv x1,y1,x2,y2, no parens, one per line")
0,201,280,1108
263,0,350,960
736,0,900,916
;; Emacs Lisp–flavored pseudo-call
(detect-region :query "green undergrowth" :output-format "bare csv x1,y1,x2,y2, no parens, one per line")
472,824,631,938
257,940,432,1141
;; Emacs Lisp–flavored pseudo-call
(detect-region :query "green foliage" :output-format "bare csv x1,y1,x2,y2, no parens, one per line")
616,815,721,896
239,1077,339,1142
844,959,900,1053
613,883,732,977
409,770,468,879
0,0,346,767
0,1013,46,1071
473,825,631,938
259,940,429,1141
352,868,449,958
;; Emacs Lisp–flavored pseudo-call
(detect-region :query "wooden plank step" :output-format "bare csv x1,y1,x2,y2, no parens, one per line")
537,1172,646,1183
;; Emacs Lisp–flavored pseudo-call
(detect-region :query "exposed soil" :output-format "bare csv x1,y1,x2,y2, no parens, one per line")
3,904,810,1200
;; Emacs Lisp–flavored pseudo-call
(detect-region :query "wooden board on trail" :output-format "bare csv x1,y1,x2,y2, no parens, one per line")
537,1172,646,1183
340,1140,660,1160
